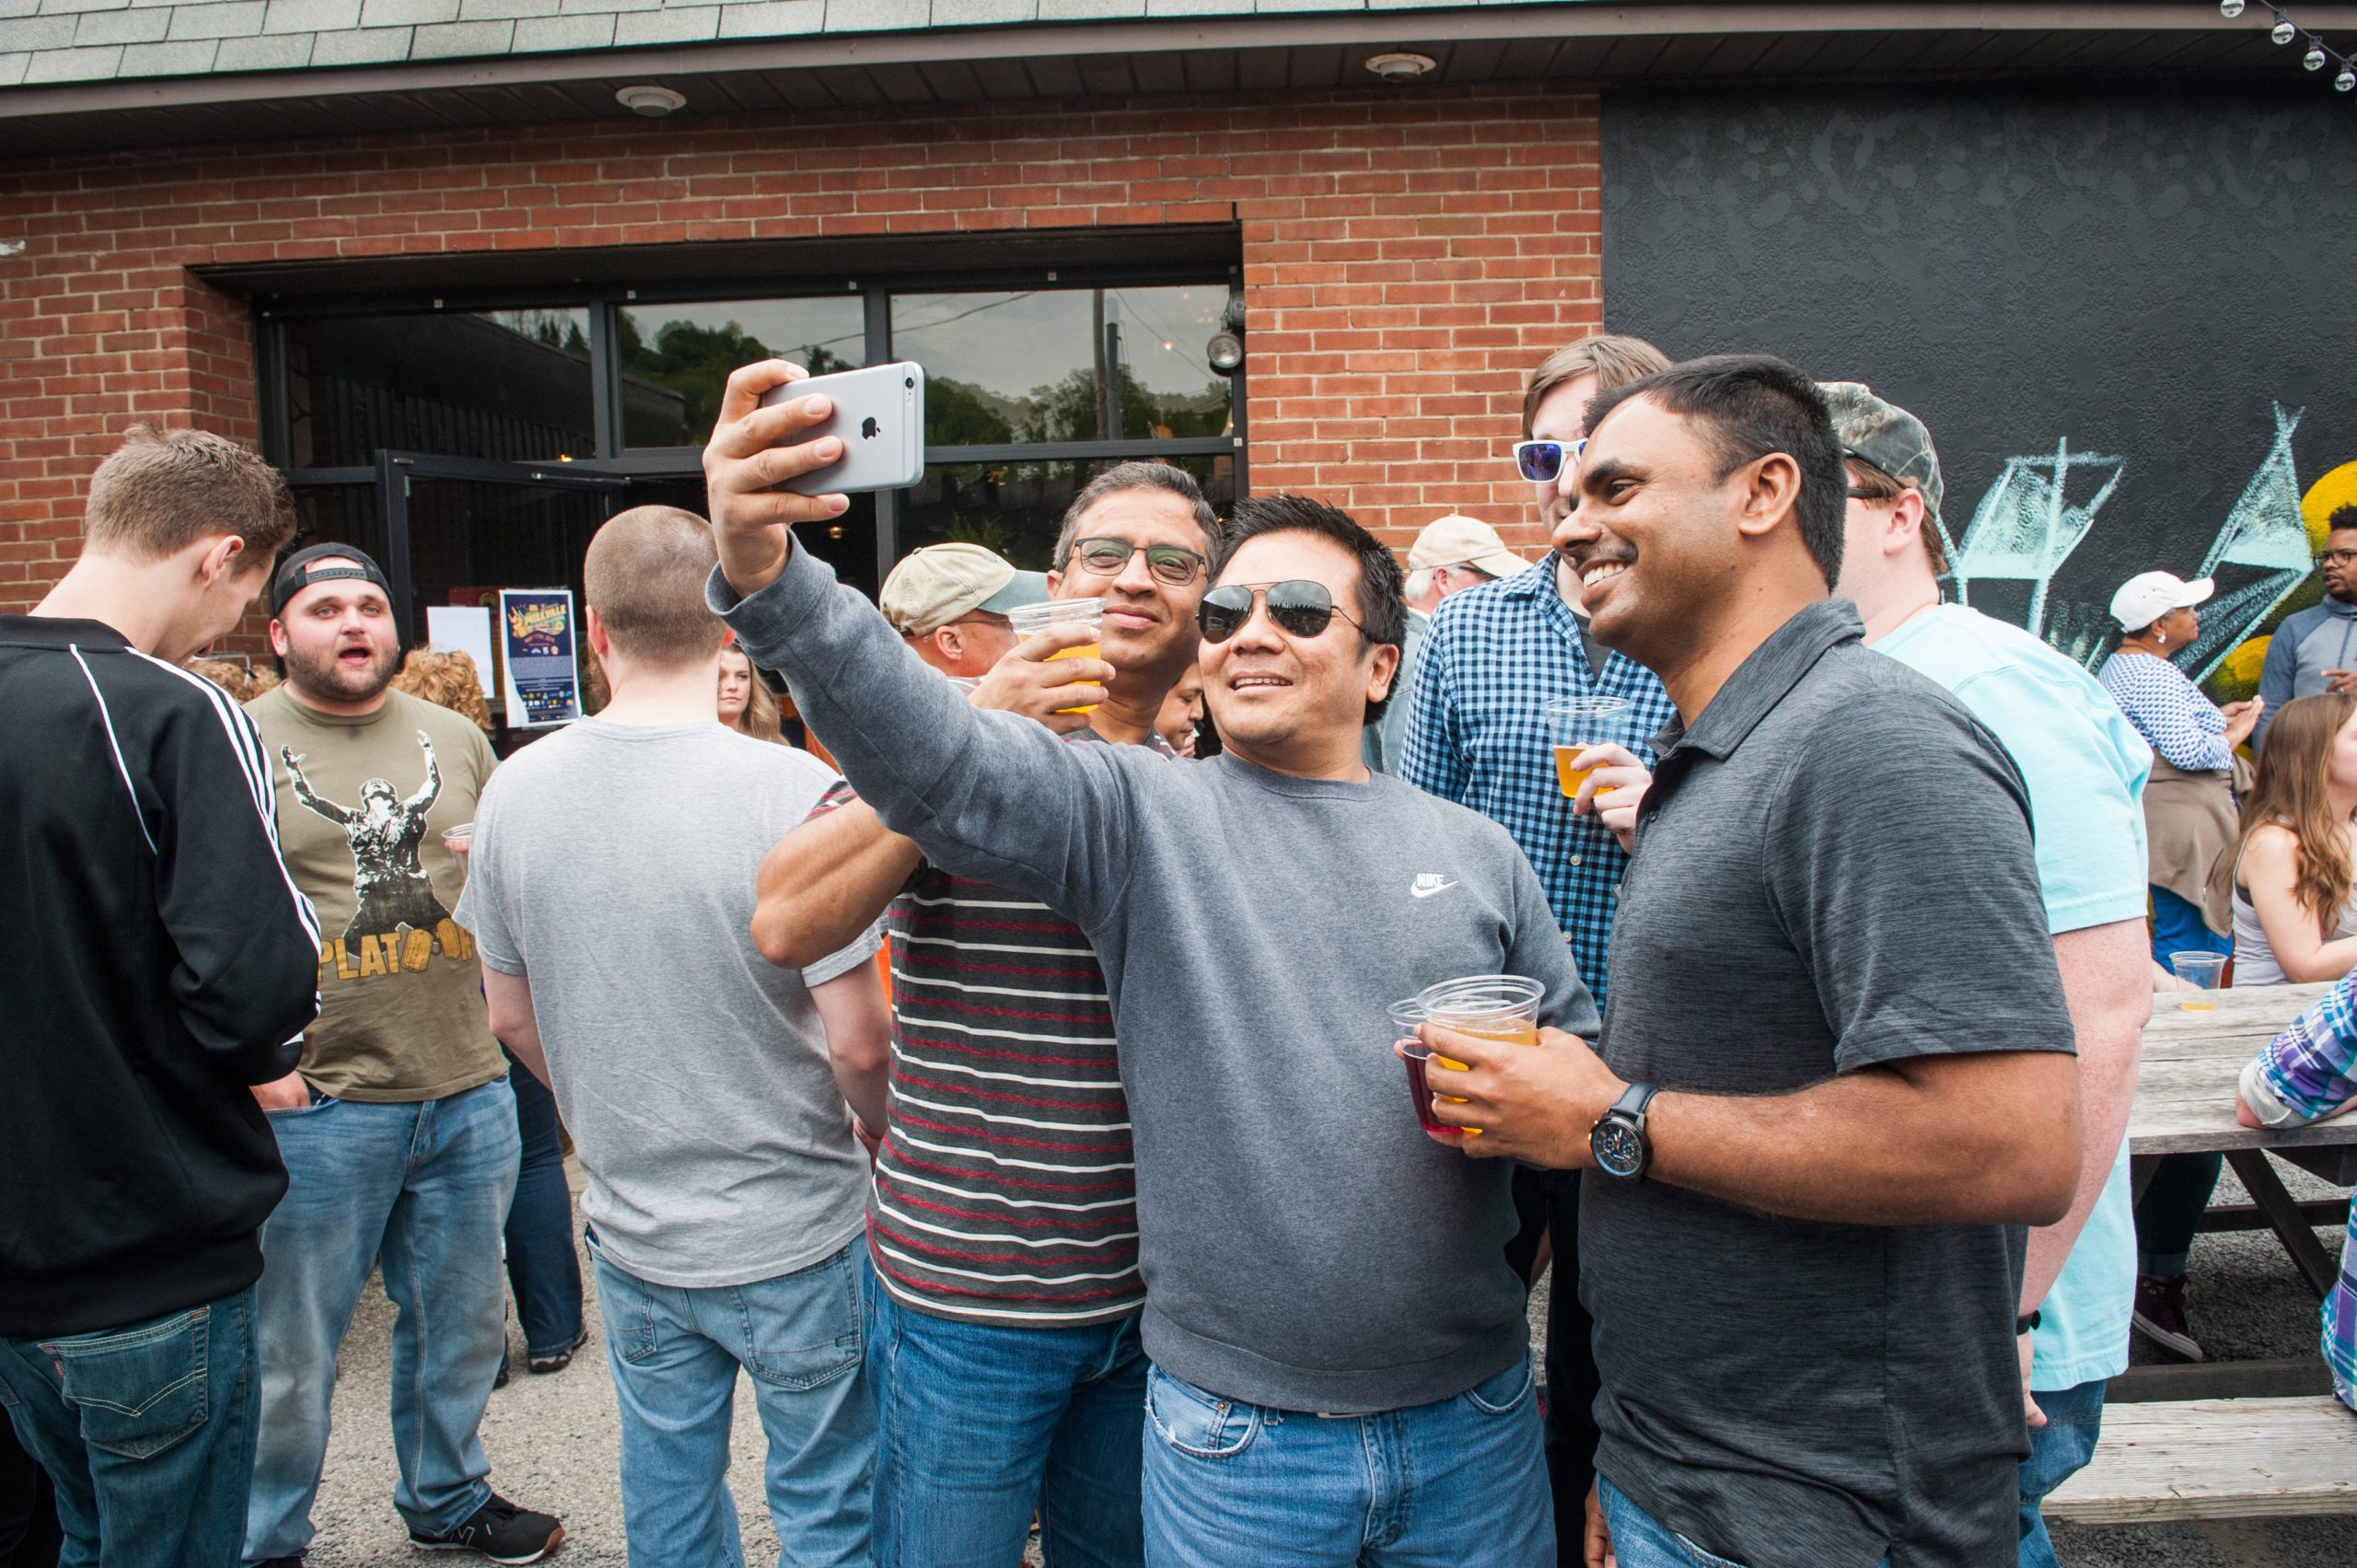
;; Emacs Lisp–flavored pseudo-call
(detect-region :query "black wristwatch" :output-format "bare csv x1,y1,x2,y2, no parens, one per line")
1589,1083,1658,1182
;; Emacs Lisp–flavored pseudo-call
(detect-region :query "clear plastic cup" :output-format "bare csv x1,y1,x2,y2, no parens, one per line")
1389,998,1472,1137
1418,973,1545,1047
442,822,472,861
1007,598,1106,714
1545,696,1633,800
2170,950,2227,1011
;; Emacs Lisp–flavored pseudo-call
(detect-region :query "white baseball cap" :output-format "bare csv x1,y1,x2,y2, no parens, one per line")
2108,571,2214,632
879,543,1051,637
1408,514,1527,579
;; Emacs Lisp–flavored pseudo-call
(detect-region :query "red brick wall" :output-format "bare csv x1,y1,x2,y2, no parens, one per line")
0,82,1602,615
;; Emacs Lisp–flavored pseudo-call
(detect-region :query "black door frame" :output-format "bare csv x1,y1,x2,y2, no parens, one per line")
371,450,630,645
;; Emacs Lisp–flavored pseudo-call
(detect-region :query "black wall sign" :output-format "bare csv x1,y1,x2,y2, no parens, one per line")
1601,82,2357,694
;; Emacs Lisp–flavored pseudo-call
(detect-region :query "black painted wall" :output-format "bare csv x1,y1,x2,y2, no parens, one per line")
1601,81,2357,692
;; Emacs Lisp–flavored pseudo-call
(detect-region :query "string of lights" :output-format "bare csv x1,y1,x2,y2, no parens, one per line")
2219,0,2357,93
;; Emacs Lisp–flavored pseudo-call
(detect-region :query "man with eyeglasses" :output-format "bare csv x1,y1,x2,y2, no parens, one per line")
1394,331,1675,1549
706,360,1596,1566
2254,503,2357,753
752,462,1214,1567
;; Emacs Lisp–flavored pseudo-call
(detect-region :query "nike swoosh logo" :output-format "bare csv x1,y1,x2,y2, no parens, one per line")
1411,880,1458,898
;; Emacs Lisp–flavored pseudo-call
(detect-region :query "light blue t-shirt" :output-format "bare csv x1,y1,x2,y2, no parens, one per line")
1875,602,2153,1389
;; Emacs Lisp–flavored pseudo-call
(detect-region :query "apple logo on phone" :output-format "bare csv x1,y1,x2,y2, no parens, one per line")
860,416,880,440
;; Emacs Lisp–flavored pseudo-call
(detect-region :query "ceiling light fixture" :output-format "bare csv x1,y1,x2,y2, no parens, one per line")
1364,52,1436,83
616,85,687,117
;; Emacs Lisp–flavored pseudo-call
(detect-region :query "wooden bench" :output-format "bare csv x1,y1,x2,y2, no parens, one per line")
2044,1396,2357,1525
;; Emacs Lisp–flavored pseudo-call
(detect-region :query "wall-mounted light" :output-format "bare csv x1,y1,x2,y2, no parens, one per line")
1205,292,1247,378
616,85,687,117
1364,52,1436,83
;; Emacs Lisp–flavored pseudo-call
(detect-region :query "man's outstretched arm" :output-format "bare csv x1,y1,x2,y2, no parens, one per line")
703,361,1134,924
755,799,919,971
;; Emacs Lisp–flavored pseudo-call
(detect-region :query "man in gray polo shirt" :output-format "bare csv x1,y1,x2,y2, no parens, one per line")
700,360,1598,1566
1421,356,2082,1568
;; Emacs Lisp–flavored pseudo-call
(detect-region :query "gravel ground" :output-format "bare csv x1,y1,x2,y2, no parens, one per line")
298,1166,2350,1567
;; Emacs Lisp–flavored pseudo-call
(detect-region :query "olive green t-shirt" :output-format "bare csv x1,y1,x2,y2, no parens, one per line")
247,686,504,1103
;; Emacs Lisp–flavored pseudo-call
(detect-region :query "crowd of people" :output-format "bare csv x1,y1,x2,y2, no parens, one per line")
3,332,2354,1568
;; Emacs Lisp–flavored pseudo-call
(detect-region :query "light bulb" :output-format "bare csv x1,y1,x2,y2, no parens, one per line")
2339,64,2356,90
2305,41,2328,68
2219,0,2244,15
2272,16,2297,43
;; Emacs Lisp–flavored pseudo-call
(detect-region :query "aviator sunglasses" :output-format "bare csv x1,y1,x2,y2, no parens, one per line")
1197,580,1367,644
1512,436,1589,484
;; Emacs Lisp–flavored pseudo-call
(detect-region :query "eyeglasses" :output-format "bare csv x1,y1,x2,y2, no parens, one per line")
2320,550,2357,567
1068,536,1208,587
1197,580,1366,645
1513,438,1588,484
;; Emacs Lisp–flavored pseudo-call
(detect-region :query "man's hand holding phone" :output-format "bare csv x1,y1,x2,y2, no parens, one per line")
704,360,852,598
968,625,1115,736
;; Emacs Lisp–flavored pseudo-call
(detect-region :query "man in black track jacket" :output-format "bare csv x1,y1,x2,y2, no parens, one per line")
0,425,319,1568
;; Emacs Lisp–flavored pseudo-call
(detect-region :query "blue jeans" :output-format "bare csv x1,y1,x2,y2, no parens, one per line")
593,1233,875,1568
2016,1378,2106,1568
501,1049,582,1361
2133,1151,2223,1278
1598,1475,1892,1568
243,1076,520,1563
865,1266,1145,1568
2148,886,2229,969
0,1288,260,1568
1140,1358,1550,1567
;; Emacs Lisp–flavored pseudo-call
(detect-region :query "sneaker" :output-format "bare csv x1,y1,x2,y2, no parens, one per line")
2131,1273,2205,1362
528,1327,590,1376
407,1493,563,1563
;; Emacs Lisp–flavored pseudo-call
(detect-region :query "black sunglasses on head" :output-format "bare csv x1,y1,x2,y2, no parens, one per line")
1197,580,1366,644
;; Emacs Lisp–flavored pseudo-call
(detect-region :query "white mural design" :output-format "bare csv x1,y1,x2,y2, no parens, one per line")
1948,404,2311,682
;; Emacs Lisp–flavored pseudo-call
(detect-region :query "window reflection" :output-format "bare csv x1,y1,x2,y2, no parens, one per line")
899,455,1236,570
619,297,866,448
893,287,1232,448
284,309,595,467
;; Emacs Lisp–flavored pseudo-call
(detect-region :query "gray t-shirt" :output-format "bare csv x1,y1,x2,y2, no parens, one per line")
1586,599,2074,1568
714,548,1602,1414
455,720,879,1289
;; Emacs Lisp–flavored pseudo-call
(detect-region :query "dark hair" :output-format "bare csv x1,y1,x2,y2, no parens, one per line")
1211,494,1407,724
1584,354,1848,590
2329,504,2357,536
1052,461,1221,569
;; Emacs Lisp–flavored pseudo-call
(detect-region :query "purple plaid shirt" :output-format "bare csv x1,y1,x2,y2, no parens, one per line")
2240,972,2357,1405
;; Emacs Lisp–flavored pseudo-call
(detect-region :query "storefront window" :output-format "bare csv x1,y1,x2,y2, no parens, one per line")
283,309,595,467
619,296,867,449
898,454,1235,569
893,286,1233,448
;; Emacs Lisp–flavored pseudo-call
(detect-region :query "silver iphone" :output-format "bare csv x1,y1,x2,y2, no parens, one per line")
757,361,925,495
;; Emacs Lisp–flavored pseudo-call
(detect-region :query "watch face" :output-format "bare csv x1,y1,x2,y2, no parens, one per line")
1594,1117,1643,1178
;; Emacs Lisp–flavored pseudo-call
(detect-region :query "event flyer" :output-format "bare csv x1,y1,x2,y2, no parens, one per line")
497,588,582,727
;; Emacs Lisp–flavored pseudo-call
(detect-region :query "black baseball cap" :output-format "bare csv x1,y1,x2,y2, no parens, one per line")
271,543,392,620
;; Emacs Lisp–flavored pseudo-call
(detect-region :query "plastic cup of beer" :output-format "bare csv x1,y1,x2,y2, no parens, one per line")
1007,597,1106,714
442,822,473,865
1417,973,1545,1048
1390,998,1472,1137
1546,696,1632,801
2170,951,2227,1011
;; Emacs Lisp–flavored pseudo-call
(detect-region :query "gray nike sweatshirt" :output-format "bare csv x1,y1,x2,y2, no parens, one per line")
713,545,1598,1412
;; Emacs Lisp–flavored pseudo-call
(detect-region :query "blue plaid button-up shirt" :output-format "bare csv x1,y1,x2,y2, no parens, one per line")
1398,557,1678,1004
2241,973,2357,1406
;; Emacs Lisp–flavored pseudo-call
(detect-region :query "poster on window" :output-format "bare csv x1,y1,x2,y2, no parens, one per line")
497,589,581,727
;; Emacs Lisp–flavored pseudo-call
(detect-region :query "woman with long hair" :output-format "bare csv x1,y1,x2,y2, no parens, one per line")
2232,691,2357,986
716,645,784,744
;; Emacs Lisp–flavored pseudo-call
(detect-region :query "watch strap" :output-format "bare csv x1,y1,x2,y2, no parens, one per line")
1610,1082,1658,1120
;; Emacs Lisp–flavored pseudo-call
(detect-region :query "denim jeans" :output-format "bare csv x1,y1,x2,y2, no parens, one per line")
501,1048,583,1361
2016,1378,2105,1568
2148,887,2230,970
0,1288,260,1568
1597,1476,1890,1568
243,1075,520,1563
1139,1357,1551,1567
593,1233,875,1568
865,1265,1145,1568
2132,1151,2223,1278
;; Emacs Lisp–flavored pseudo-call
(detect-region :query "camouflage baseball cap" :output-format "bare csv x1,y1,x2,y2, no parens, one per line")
1819,380,1944,527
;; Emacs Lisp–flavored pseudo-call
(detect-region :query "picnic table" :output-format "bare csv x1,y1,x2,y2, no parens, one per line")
2131,978,2354,1302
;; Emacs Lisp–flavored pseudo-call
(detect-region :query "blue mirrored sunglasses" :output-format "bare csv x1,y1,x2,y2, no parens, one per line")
1513,437,1588,484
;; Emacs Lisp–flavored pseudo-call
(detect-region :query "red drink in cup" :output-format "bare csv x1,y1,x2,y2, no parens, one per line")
1389,998,1472,1136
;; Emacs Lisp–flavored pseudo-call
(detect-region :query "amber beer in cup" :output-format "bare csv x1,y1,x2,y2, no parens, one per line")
2170,950,2226,1011
1546,696,1631,799
1008,598,1107,714
1418,974,1545,1049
